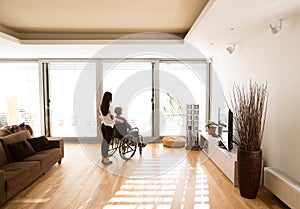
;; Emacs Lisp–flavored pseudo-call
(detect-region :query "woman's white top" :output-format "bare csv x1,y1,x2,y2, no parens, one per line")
99,105,115,128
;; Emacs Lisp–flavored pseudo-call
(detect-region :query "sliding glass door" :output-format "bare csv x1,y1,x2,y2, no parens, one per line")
102,61,153,137
159,61,208,136
102,60,208,138
48,62,97,137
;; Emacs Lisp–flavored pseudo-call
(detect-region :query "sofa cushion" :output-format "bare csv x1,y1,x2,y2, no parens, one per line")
7,140,35,161
22,148,61,170
0,143,7,166
0,130,31,162
0,161,40,200
26,136,50,152
162,136,186,148
5,122,26,133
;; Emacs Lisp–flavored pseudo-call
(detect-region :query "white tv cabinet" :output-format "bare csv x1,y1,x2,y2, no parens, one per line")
200,133,239,186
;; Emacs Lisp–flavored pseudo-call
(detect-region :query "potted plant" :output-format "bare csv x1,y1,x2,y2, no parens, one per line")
231,80,268,199
205,120,218,135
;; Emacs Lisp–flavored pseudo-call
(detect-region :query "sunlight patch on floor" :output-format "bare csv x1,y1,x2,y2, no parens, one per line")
103,155,211,209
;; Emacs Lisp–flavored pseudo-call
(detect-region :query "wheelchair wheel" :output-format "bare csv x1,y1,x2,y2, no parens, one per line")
119,134,137,160
108,138,119,157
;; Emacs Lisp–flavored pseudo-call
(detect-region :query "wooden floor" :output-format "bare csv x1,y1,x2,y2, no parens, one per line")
1,143,289,209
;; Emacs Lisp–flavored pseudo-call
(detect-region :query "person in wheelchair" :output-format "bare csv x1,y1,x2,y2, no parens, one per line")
114,107,131,138
114,107,146,148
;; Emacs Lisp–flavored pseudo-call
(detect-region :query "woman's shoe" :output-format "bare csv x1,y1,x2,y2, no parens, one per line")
101,159,113,165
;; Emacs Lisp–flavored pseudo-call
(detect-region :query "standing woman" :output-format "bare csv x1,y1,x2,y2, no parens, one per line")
99,91,123,165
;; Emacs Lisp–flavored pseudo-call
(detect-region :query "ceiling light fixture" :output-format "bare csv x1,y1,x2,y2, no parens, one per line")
226,44,236,54
269,19,284,35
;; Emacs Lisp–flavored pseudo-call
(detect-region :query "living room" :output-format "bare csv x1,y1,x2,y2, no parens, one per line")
0,0,300,208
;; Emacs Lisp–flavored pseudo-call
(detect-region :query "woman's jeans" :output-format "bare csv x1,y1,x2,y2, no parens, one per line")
101,123,114,158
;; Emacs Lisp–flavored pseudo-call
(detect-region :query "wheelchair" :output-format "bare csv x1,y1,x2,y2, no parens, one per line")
108,125,145,160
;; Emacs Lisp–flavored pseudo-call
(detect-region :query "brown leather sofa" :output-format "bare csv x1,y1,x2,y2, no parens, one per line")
0,129,64,205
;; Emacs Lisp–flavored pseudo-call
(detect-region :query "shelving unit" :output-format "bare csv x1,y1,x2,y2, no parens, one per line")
186,104,200,150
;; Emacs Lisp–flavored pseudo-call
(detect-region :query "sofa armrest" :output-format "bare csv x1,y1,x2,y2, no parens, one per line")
0,170,5,205
48,137,64,159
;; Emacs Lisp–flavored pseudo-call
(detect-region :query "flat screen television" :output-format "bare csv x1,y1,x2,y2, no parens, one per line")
218,108,233,151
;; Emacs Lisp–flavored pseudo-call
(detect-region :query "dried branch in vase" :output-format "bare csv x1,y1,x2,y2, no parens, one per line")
231,80,268,151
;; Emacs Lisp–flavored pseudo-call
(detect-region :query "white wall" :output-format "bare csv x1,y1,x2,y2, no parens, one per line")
193,13,300,182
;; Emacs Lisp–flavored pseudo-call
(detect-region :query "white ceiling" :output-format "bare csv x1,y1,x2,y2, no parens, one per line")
1,0,300,58
186,0,300,56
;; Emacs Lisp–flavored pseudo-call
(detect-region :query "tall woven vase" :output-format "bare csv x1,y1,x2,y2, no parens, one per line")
237,148,262,199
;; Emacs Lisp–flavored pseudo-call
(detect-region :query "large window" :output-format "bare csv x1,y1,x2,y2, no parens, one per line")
102,61,153,137
159,61,208,136
0,62,41,136
48,62,97,137
0,59,209,139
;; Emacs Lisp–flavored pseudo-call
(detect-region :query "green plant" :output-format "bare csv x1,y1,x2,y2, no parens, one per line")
163,92,182,119
231,80,268,151
205,120,218,127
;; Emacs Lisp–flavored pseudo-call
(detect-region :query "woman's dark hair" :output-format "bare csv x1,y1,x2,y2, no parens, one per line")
100,92,112,116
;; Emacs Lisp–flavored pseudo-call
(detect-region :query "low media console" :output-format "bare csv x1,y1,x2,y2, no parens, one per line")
200,133,263,187
200,133,239,186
